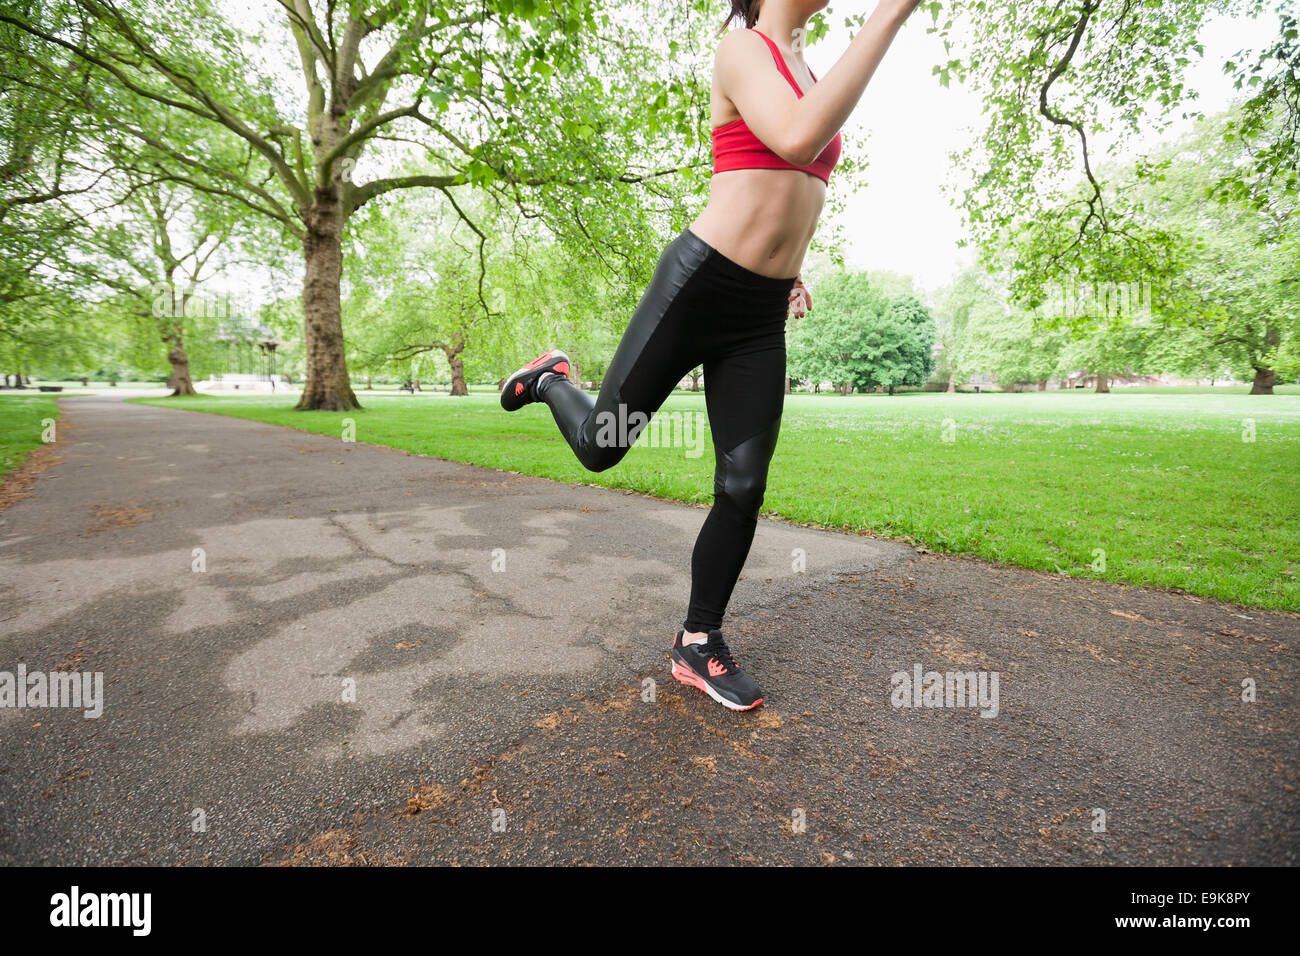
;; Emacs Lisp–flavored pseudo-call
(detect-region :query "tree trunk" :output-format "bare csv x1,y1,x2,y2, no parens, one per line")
165,320,196,396
784,376,791,395
946,370,956,394
1251,324,1281,395
690,367,701,392
571,358,582,388
166,342,197,395
1250,366,1275,395
1037,378,1048,391
446,348,468,396
296,191,360,411
1095,371,1110,393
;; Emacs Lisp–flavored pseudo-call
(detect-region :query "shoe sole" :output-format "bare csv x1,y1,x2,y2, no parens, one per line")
670,657,763,711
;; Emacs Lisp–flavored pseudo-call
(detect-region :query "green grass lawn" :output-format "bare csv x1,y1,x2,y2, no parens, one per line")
133,389,1300,611
31,380,166,390
0,393,61,478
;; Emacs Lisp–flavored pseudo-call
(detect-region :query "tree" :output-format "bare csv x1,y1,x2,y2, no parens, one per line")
932,266,1005,391
962,305,1068,390
1054,322,1150,391
1212,5,1299,209
1134,107,1299,393
343,183,630,394
346,195,497,397
0,289,106,384
884,294,938,392
0,0,113,379
788,273,936,395
931,0,1291,307
62,167,271,395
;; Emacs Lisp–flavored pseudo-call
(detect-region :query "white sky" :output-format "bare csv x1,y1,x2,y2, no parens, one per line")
810,6,1280,293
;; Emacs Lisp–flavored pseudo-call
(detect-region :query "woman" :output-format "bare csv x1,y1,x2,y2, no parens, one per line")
500,0,922,710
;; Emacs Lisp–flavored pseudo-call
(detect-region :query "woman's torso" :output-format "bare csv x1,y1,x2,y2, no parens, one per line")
689,31,834,279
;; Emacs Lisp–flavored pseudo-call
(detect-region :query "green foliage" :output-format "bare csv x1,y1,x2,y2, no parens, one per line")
789,273,936,394
343,185,633,386
930,266,1005,386
931,0,1288,311
962,306,1067,387
1133,106,1300,384
1214,6,1300,207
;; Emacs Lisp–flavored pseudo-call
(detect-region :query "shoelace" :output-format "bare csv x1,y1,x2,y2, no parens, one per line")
705,635,738,675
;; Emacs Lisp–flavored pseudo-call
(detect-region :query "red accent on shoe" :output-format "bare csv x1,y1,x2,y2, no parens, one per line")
672,659,708,692
553,361,569,377
514,382,525,397
707,658,728,677
524,349,558,370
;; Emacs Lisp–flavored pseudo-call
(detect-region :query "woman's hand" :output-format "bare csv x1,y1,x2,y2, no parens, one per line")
789,276,811,318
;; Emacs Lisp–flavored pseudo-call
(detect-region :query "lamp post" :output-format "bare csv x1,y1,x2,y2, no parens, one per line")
254,325,285,385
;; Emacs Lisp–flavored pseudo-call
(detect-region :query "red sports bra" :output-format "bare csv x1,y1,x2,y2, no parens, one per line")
711,29,843,185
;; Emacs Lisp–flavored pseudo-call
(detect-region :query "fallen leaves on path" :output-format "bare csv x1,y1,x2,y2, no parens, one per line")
83,502,153,534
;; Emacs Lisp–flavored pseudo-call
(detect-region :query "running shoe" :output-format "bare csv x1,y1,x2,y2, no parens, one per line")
500,348,571,411
669,628,764,711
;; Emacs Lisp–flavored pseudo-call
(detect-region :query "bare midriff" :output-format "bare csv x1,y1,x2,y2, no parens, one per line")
689,165,826,279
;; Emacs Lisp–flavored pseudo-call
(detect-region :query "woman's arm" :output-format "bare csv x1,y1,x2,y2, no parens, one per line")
717,0,923,166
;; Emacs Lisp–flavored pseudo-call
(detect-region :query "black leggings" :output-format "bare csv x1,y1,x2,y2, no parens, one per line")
537,228,794,633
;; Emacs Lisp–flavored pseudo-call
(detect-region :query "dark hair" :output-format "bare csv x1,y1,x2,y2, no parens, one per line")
718,0,762,35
